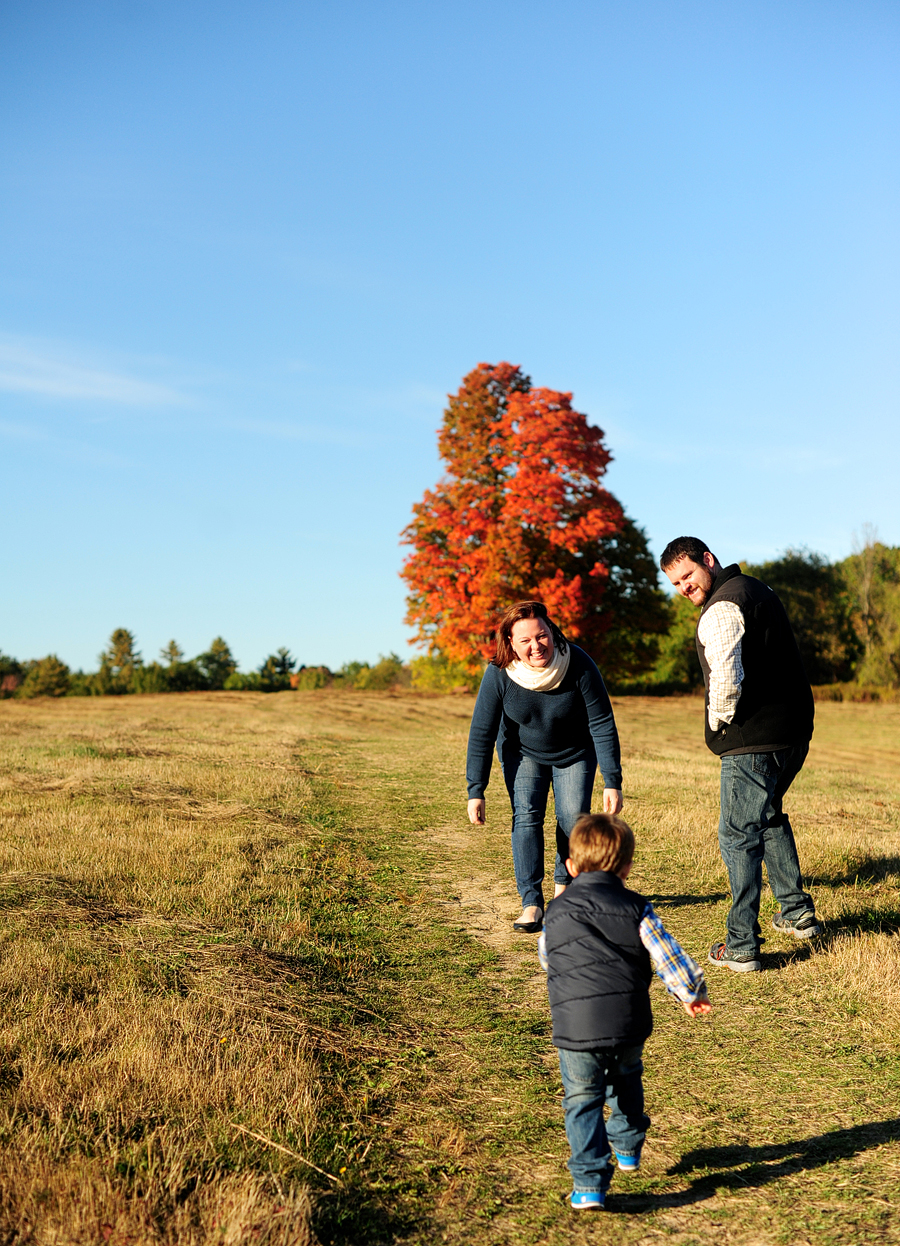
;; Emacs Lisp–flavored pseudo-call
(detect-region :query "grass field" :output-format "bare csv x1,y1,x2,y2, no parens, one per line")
1,690,899,1245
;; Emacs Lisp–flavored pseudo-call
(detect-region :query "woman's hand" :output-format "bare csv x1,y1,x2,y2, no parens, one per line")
603,788,624,815
467,798,486,825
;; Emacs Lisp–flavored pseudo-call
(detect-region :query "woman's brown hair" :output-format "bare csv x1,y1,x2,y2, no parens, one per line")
492,601,568,669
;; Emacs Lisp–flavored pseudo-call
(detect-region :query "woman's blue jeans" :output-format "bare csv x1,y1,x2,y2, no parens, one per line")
500,748,595,909
718,742,815,956
558,1045,649,1193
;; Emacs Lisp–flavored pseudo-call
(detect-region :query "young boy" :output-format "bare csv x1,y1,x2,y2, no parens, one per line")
538,813,711,1211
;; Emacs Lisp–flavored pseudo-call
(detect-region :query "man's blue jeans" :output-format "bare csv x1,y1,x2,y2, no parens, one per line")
718,742,815,956
500,749,595,909
557,1045,649,1193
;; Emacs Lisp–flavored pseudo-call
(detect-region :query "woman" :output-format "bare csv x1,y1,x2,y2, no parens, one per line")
466,601,623,933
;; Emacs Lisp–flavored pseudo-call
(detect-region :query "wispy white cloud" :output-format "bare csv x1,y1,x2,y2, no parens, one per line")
603,421,844,474
324,381,447,424
0,335,189,406
224,418,372,448
0,418,51,443
0,417,130,468
223,380,447,447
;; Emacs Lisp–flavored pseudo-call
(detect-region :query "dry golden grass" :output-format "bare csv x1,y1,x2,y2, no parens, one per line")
1,690,899,1245
0,694,370,1245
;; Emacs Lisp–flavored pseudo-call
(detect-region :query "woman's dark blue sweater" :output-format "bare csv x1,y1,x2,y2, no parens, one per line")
465,645,622,799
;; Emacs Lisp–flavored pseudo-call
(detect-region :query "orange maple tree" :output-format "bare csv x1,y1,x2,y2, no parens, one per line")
401,362,666,674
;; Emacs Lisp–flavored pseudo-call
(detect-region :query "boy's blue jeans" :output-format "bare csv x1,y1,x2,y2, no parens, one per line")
500,749,595,910
557,1044,650,1193
718,742,815,956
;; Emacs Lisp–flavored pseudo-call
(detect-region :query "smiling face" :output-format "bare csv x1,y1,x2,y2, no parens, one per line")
509,616,555,668
664,551,718,607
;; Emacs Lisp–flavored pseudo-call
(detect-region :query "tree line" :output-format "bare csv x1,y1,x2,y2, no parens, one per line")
0,631,408,699
3,536,897,702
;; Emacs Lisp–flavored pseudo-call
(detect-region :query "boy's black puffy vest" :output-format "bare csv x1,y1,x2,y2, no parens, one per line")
696,564,814,756
543,871,653,1050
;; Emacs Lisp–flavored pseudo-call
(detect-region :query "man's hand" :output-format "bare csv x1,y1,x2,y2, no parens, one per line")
603,788,624,815
467,798,486,825
682,996,712,1018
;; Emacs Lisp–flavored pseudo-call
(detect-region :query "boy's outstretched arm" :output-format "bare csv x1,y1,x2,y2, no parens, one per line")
639,903,712,1016
682,994,712,1017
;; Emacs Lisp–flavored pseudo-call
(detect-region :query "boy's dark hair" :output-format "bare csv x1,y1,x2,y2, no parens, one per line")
568,813,634,874
660,536,714,571
492,600,568,669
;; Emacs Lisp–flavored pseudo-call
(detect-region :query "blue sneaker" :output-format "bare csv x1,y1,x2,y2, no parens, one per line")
570,1190,605,1210
613,1148,641,1172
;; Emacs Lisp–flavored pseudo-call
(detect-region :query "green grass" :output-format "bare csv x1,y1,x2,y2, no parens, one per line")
0,691,899,1243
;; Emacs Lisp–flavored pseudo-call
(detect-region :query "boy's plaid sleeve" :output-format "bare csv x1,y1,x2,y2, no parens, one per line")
639,903,707,1004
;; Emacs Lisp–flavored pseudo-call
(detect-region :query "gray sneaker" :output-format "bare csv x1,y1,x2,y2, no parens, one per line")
708,942,761,972
772,911,821,939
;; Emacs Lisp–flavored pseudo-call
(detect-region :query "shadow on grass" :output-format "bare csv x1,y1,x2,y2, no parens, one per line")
807,855,900,888
822,906,900,938
760,908,900,968
313,1189,420,1246
759,944,815,970
645,892,728,908
611,1117,900,1213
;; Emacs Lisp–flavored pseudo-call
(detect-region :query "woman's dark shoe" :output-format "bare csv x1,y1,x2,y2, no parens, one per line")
513,905,543,933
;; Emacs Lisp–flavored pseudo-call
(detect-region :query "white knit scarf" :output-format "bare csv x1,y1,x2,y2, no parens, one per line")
505,643,571,692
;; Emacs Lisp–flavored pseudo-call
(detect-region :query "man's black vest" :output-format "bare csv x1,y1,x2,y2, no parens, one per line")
696,564,814,756
543,871,653,1050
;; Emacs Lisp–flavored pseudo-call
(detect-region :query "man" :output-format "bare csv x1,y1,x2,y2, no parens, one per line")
660,536,820,972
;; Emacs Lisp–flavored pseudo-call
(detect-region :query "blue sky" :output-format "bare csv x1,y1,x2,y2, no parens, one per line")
2,1,898,672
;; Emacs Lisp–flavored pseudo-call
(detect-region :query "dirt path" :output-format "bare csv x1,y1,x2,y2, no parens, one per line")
424,824,544,962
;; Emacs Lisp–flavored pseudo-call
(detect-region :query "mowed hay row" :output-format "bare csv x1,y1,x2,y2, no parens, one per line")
0,693,380,1245
0,949,323,1237
0,1154,313,1246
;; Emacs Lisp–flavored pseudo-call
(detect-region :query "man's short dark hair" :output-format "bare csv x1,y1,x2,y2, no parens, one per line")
660,536,714,571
